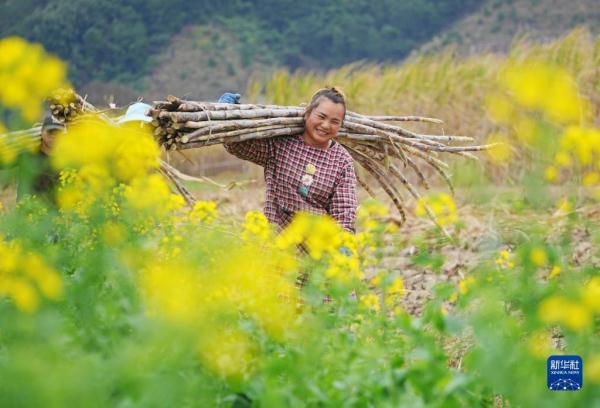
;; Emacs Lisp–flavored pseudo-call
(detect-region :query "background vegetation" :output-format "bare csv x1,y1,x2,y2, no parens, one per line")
0,0,480,87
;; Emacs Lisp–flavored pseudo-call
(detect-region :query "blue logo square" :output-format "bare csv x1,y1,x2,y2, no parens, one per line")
547,355,583,391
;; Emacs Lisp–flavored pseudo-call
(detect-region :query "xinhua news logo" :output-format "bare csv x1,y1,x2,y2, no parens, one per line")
547,355,583,391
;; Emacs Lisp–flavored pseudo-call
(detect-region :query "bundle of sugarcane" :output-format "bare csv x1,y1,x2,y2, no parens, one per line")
1,91,199,207
149,95,494,228
0,127,41,160
47,88,97,123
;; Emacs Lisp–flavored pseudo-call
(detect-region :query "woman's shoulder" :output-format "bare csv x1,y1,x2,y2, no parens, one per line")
330,142,354,165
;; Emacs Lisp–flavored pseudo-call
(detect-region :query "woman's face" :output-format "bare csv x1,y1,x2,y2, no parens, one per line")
41,128,59,155
303,98,345,149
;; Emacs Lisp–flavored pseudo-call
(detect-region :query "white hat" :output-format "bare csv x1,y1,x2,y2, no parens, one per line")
118,102,152,124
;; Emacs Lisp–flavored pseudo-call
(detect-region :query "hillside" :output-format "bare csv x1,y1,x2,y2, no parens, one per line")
420,0,600,55
80,24,276,106
3,0,600,106
0,0,479,104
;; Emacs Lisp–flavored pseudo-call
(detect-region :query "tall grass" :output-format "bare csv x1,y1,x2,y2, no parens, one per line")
249,28,599,140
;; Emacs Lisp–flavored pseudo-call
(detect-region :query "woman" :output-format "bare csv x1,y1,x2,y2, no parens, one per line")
222,87,357,232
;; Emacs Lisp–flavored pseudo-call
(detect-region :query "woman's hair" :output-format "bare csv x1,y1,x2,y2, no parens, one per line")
304,87,347,120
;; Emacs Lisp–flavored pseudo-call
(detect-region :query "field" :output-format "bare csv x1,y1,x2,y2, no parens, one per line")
1,30,600,407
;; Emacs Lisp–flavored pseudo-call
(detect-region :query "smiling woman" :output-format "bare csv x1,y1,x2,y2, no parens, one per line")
223,87,358,232
302,88,346,149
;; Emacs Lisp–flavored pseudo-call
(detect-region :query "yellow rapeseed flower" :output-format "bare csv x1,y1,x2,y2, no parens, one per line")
325,251,362,283
501,62,585,124
0,237,62,312
544,166,558,183
359,293,381,312
548,265,561,279
538,295,592,331
555,198,572,216
242,210,272,241
587,354,600,384
512,117,538,144
198,330,258,381
189,201,218,224
387,277,405,296
22,254,62,300
486,133,512,164
495,249,514,269
124,174,183,215
554,151,572,167
10,278,38,313
370,274,382,286
0,36,69,122
527,330,552,359
414,193,458,226
52,117,160,182
140,261,202,322
276,213,343,259
101,222,126,245
581,276,600,312
0,137,18,165
357,199,389,231
458,276,476,295
529,247,548,267
486,93,515,123
562,303,592,331
538,296,569,323
582,172,600,187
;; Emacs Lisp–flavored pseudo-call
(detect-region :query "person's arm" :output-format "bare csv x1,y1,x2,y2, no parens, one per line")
328,161,358,233
223,139,275,167
218,92,275,167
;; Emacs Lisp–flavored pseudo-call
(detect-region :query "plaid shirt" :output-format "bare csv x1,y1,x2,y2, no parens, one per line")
224,135,357,232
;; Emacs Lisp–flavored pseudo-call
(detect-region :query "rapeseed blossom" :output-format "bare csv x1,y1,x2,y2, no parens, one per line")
198,329,258,381
415,193,458,226
0,237,63,313
547,126,600,190
500,62,587,124
485,132,512,163
548,265,561,280
139,236,303,379
140,260,203,323
51,117,160,182
0,136,19,165
383,277,405,313
276,212,343,259
0,36,69,121
242,210,272,241
529,247,548,267
587,354,600,384
495,249,514,269
538,295,592,332
189,200,218,224
360,293,381,312
357,199,389,231
527,330,552,359
581,276,600,312
124,174,184,216
325,249,362,283
458,276,476,295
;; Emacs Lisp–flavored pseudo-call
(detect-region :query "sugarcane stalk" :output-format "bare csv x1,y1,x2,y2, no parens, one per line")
154,108,303,123
356,174,377,199
352,114,443,124
348,149,406,223
158,165,196,206
183,117,304,134
182,127,304,149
